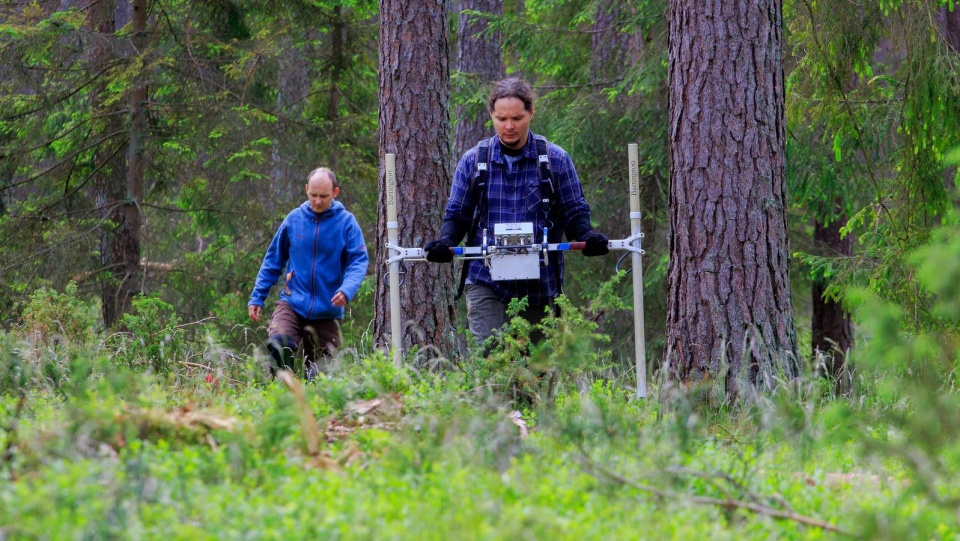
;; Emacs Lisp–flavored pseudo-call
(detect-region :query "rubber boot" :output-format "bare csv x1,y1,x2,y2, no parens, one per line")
266,334,298,375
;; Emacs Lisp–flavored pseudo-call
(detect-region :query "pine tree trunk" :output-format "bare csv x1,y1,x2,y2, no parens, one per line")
454,0,504,157
941,5,960,53
590,0,641,83
271,32,305,206
88,0,132,328
91,0,146,329
666,0,800,400
811,216,853,382
374,0,457,359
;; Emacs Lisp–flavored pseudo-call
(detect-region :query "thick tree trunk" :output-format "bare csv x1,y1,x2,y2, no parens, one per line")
454,0,504,157
666,0,800,399
811,216,853,382
374,0,457,360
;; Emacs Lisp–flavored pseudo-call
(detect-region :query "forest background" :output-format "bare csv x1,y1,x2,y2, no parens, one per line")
3,0,960,538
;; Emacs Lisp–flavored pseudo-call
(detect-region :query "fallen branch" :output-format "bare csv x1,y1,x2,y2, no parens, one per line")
665,465,796,513
576,446,850,535
180,360,243,386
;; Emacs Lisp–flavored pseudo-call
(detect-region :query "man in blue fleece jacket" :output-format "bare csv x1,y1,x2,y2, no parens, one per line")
248,167,368,378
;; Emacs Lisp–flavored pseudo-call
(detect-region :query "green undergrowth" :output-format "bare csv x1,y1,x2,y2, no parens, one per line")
0,344,953,540
4,262,960,539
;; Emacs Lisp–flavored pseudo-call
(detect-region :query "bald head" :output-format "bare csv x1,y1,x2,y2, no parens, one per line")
308,167,337,187
305,167,339,214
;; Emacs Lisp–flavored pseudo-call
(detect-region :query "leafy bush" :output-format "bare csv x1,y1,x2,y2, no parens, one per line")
820,217,960,535
462,273,628,407
109,295,188,373
18,281,98,347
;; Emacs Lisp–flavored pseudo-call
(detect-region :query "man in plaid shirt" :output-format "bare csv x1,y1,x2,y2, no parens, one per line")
425,78,609,344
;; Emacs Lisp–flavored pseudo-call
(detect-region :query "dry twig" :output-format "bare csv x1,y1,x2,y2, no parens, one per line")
576,447,850,535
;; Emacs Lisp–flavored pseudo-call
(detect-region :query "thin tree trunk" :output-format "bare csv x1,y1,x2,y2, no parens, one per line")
88,0,127,328
374,0,456,359
327,5,347,168
590,0,641,83
811,214,853,384
665,0,800,400
940,6,960,192
454,0,504,157
122,0,146,296
940,5,960,53
272,28,309,212
92,0,146,329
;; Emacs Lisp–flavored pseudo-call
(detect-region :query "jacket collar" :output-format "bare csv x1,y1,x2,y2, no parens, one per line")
490,131,538,163
299,199,344,219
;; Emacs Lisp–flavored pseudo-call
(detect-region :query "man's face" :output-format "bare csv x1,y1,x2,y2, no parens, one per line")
490,97,533,150
305,173,339,214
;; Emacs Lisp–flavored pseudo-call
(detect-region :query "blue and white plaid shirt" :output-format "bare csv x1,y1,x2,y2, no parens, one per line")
444,132,592,306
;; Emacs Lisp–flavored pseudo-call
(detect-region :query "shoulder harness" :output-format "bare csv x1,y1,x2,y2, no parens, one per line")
455,135,557,302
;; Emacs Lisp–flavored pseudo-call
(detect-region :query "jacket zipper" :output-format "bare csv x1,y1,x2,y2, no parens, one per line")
308,215,321,318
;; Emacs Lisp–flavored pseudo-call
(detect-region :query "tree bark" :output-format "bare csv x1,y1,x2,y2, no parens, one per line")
590,0,641,83
374,0,457,360
87,0,129,328
90,0,146,329
454,0,504,158
811,215,853,382
666,0,800,400
121,0,146,303
940,5,960,53
271,24,310,213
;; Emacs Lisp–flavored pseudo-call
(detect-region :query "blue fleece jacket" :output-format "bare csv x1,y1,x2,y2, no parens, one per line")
249,200,368,320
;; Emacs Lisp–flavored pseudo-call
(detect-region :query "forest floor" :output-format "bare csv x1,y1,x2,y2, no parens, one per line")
1,348,950,541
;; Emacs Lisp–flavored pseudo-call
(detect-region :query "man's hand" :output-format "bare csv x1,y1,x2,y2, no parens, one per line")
249,305,262,322
581,231,609,257
332,291,348,307
424,238,455,263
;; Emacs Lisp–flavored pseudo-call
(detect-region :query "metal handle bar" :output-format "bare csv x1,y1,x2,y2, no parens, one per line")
385,232,643,265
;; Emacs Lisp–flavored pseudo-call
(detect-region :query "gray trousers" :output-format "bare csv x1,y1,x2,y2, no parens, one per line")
465,284,557,345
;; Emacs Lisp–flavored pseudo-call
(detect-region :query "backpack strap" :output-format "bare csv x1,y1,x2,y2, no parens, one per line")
534,135,565,295
535,135,555,219
455,138,492,302
455,136,563,301
472,138,491,213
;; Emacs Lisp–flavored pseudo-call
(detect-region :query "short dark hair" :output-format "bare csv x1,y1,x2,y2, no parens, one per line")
487,78,536,113
308,167,338,188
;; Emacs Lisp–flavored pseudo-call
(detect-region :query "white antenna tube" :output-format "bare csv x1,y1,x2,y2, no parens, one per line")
628,144,648,398
385,154,403,367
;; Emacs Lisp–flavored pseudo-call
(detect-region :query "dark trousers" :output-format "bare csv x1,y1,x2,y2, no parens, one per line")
267,301,341,373
465,284,558,345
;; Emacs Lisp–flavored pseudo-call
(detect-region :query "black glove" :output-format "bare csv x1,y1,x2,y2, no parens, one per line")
424,238,455,263
580,231,609,257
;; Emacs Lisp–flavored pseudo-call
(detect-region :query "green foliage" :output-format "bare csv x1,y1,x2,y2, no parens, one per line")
0,283,957,539
821,221,960,534
0,0,379,340
111,295,187,373
4,322,958,539
340,275,375,353
19,281,98,347
786,0,960,332
461,273,631,407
